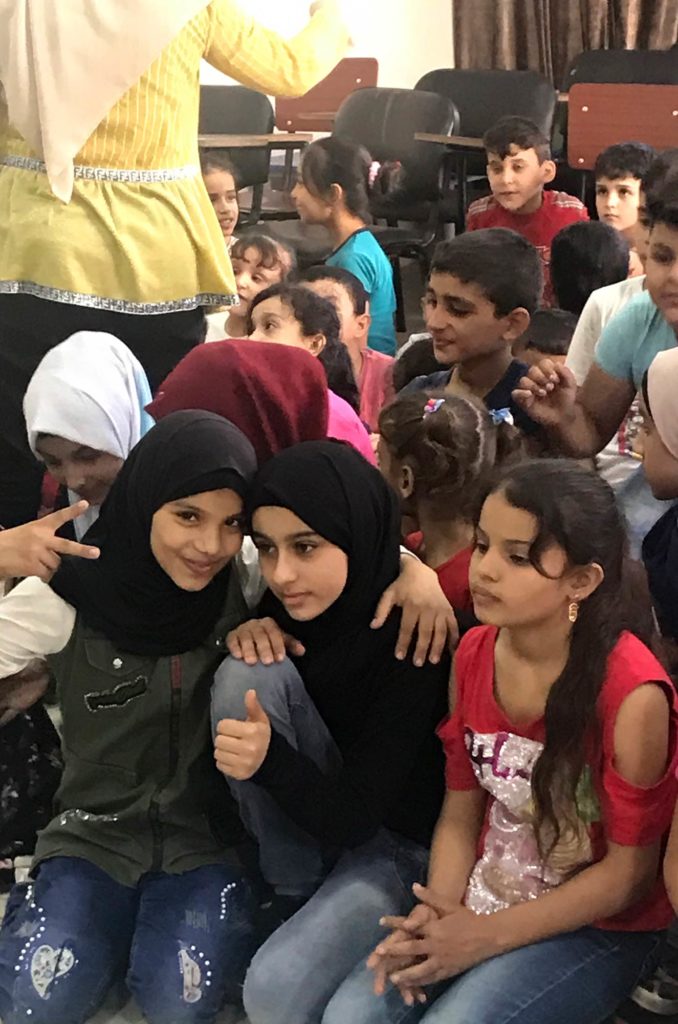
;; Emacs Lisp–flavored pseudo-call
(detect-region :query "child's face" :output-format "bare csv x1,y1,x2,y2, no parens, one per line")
35,435,123,508
304,280,370,353
150,489,244,591
292,176,333,225
231,248,285,319
203,170,239,241
249,296,325,356
486,146,555,215
253,506,349,621
640,397,678,500
595,176,641,237
423,272,523,365
470,490,594,628
645,222,678,330
626,188,652,270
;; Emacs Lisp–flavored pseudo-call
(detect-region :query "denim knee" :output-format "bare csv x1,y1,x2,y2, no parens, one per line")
211,655,302,737
243,938,293,1024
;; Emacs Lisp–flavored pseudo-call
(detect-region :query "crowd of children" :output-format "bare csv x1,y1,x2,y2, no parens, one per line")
2,98,678,1024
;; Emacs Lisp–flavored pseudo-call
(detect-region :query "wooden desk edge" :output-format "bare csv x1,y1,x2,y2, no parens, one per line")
415,132,485,149
198,132,313,148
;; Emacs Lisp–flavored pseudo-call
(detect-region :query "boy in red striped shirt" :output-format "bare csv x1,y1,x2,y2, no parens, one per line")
466,116,588,304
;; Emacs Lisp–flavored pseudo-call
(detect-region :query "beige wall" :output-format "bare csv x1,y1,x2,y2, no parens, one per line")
200,0,454,90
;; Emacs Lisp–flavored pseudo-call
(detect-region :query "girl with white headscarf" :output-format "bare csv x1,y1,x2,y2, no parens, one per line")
0,0,349,529
23,332,155,538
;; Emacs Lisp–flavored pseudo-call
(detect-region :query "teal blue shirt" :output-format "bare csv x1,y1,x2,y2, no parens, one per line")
326,228,397,356
595,291,676,387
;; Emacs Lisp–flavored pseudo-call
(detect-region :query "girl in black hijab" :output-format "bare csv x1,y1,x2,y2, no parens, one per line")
0,412,259,1024
211,439,450,1024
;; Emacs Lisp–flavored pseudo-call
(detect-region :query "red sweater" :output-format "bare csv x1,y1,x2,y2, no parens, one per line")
466,190,589,306
438,627,678,932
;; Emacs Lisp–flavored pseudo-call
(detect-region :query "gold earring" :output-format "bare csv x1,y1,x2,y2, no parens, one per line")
568,602,579,624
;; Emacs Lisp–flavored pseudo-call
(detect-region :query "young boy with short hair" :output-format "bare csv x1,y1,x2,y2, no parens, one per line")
594,142,656,277
401,228,543,438
514,174,678,552
514,308,578,367
466,116,588,305
300,265,394,432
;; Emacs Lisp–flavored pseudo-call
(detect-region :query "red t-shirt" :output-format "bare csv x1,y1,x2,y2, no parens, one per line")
406,532,473,611
465,191,589,306
438,626,678,932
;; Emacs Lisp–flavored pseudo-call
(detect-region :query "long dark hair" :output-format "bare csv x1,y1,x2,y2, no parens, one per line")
300,136,372,221
486,460,657,859
248,283,360,413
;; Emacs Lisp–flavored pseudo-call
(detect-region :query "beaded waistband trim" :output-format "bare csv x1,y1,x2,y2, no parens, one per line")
1,154,199,183
0,280,237,313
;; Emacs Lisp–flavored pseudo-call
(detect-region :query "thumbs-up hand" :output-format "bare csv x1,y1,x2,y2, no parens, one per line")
214,689,272,780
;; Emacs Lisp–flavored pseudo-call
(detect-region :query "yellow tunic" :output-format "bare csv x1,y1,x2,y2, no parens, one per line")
0,2,348,313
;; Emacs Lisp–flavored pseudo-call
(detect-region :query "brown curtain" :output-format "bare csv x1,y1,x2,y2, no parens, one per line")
452,0,678,87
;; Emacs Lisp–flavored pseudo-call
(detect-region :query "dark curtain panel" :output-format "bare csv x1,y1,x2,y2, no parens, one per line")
452,0,678,86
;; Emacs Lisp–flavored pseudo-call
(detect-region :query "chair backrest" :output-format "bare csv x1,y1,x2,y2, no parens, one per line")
567,82,678,169
564,49,678,90
332,87,459,196
415,68,557,138
199,85,274,187
276,58,379,132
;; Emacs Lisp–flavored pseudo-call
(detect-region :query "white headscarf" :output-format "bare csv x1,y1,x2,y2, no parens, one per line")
647,347,678,460
0,0,210,202
24,332,155,537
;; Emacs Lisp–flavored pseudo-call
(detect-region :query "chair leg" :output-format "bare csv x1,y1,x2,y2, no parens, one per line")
282,148,295,191
390,256,406,334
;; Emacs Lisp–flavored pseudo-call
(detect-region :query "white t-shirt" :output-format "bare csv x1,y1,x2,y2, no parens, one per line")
0,577,75,678
566,276,645,491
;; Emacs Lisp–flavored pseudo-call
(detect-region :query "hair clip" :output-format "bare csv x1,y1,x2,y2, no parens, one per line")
423,398,445,418
489,407,514,427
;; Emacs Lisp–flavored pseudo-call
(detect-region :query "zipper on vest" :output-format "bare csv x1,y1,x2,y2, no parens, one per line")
149,655,183,872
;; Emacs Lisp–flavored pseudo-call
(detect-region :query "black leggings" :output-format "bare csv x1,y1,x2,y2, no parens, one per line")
0,294,205,528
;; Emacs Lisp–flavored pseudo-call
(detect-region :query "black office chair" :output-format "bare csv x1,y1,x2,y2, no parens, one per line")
199,85,274,226
416,69,557,138
563,48,678,87
261,87,459,332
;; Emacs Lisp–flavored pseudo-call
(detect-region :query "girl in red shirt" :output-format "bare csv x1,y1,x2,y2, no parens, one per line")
328,459,678,1024
378,392,517,614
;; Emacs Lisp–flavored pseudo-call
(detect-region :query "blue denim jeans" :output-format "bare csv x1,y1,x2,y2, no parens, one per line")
0,855,256,1024
322,925,664,1024
211,655,343,897
243,830,429,1024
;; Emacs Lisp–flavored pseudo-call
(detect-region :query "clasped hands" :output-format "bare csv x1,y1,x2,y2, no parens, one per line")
368,884,498,1006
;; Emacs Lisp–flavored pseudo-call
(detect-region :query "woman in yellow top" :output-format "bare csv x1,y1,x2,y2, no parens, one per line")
0,0,349,527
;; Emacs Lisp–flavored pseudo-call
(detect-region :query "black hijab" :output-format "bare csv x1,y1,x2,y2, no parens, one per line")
51,410,257,655
248,439,401,656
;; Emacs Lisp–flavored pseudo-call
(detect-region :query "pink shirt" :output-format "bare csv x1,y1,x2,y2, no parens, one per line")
359,349,395,432
327,390,377,464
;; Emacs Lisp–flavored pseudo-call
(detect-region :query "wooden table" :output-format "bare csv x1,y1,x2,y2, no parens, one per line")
198,132,313,149
415,132,485,150
415,132,486,231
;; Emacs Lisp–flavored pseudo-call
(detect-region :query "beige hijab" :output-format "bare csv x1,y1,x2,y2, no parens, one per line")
0,0,210,202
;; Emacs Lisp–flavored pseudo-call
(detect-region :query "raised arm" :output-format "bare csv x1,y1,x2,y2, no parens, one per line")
513,359,636,458
204,0,350,98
